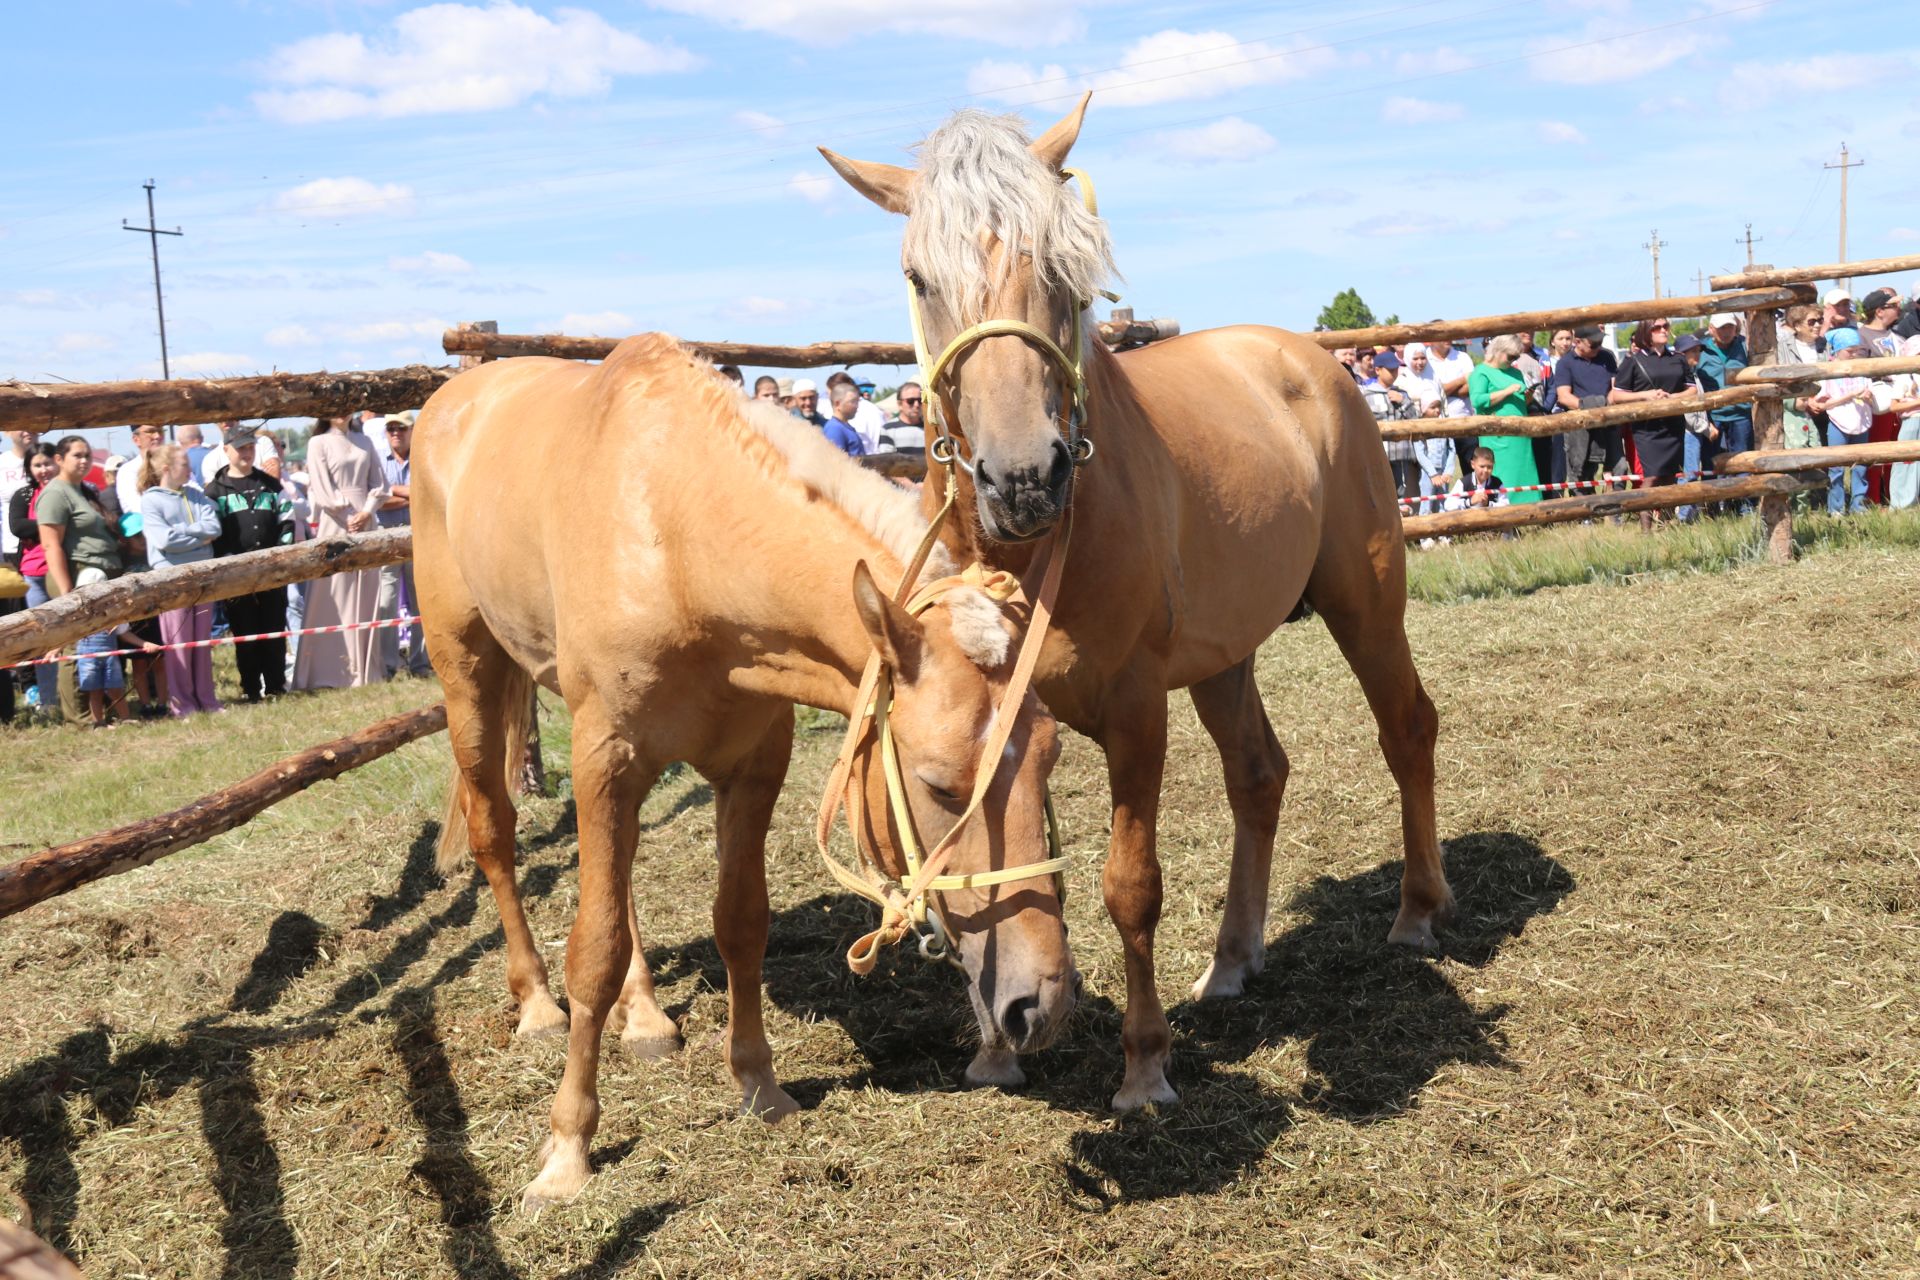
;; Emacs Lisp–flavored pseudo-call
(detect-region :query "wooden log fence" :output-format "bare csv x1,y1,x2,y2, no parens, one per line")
1376,387,1778,443
0,529,411,668
0,705,448,920
1311,285,1812,351
1713,439,1920,474
1400,471,1822,540
0,366,454,434
1710,254,1920,291
1733,354,1920,385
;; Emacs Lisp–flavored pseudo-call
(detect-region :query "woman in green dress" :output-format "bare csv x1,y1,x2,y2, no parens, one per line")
1467,335,1540,502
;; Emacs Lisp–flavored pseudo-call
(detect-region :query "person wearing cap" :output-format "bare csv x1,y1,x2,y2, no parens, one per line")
1359,351,1421,504
1820,289,1855,347
1696,314,1752,512
1553,324,1623,495
206,423,295,701
374,413,431,679
1810,327,1874,515
1857,289,1903,354
788,378,825,427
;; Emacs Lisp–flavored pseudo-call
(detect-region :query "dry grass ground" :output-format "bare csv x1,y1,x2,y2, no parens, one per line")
3,518,1919,1278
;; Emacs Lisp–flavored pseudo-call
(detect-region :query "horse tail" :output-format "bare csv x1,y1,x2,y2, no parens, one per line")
435,661,536,878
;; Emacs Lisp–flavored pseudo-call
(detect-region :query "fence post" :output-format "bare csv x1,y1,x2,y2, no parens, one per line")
1742,268,1791,562
455,321,498,371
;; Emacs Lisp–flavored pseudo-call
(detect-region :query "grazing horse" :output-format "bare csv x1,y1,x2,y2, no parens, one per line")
412,334,1075,1209
820,96,1454,1110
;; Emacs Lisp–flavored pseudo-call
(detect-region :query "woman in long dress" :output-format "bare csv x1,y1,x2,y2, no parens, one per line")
292,418,387,689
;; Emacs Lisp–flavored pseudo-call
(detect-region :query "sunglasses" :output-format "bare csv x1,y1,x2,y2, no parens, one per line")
1650,323,1671,331
899,396,923,405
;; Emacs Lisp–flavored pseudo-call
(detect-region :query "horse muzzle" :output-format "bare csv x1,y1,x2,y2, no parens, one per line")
993,968,1078,1054
974,439,1073,543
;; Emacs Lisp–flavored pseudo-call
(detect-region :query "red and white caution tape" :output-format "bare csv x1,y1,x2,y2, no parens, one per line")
1398,470,1720,507
7,614,420,669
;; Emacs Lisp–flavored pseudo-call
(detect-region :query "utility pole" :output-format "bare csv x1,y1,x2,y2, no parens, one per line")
1824,143,1864,292
122,180,182,381
1693,269,1708,296
1643,228,1667,298
1736,223,1762,269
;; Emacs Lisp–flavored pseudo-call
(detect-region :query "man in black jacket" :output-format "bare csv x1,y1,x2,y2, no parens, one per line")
205,424,294,701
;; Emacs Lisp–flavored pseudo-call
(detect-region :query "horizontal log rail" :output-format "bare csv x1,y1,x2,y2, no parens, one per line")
861,450,927,480
1711,254,1920,291
1400,471,1821,540
1312,285,1813,352
1377,387,1778,443
1733,354,1920,385
0,704,448,920
1713,439,1920,474
0,529,410,668
441,318,1179,366
0,366,455,434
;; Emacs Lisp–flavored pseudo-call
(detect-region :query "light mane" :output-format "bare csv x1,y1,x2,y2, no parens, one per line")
905,109,1117,324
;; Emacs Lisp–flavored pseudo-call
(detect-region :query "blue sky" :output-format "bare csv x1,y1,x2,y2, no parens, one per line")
3,0,1916,427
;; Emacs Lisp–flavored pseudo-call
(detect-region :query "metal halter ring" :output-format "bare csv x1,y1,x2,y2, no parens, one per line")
1069,437,1095,466
929,434,959,465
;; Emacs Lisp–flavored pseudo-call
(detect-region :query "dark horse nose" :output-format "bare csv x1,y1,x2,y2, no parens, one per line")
1000,993,1042,1046
976,437,1073,538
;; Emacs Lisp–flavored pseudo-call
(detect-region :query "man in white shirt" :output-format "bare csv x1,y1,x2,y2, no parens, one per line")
1427,338,1475,418
116,423,166,517
1,430,39,563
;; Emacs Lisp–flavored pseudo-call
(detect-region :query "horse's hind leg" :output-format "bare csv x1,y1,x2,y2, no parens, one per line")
1305,536,1455,949
1188,656,1290,1000
610,897,681,1057
710,709,799,1120
523,700,657,1212
436,627,568,1036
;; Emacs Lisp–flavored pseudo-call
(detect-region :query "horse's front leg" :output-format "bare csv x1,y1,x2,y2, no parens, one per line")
1100,681,1177,1111
711,711,799,1121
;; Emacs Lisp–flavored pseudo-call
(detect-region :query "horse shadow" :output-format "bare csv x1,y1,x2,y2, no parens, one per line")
644,830,1571,1202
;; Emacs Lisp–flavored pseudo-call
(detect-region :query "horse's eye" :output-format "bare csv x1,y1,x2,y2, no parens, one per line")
917,775,961,805
905,268,927,294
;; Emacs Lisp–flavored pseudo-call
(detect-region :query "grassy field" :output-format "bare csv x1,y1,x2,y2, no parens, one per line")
3,515,1919,1278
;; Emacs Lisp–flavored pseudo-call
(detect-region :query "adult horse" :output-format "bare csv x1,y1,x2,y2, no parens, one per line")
412,334,1075,1208
820,96,1453,1110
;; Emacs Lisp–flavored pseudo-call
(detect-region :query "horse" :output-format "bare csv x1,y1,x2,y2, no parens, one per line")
411,334,1075,1209
819,95,1454,1111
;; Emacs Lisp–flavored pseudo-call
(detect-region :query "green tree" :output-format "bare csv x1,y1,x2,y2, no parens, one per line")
1316,287,1376,331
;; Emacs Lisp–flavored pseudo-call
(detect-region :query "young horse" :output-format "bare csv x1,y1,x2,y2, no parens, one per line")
821,97,1454,1111
412,334,1075,1209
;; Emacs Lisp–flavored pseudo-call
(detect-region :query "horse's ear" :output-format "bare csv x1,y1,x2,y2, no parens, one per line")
1029,91,1092,172
818,148,913,215
852,561,924,680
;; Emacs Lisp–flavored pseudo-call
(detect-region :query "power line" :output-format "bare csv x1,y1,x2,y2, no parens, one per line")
122,180,183,381
1825,142,1864,292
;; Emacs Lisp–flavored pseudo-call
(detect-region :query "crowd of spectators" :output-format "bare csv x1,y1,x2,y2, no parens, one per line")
728,366,926,455
0,412,423,728
1345,282,1920,530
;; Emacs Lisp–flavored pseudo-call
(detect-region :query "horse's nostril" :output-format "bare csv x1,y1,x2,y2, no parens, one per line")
1001,993,1041,1045
1047,438,1072,490
975,458,997,490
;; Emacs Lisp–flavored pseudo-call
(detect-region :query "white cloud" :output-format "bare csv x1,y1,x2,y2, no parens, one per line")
650,0,1088,47
1538,121,1588,145
1529,22,1712,85
1716,52,1920,105
337,319,445,343
1148,117,1276,165
254,3,700,123
389,250,473,275
1891,228,1920,243
270,177,415,218
969,28,1339,110
1381,97,1463,126
733,109,787,136
560,311,635,335
265,324,320,347
4,289,64,308
53,332,113,354
160,352,257,376
787,171,835,206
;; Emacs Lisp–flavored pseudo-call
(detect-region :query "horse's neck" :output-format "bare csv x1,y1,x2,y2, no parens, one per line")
713,477,898,717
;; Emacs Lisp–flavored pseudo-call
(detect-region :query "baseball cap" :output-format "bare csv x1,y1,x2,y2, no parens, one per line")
1821,288,1852,308
855,379,876,393
1861,288,1898,314
103,453,127,472
223,423,256,446
1373,351,1402,370
1673,333,1705,354
1825,327,1863,353
790,378,817,395
775,377,794,397
361,415,386,432
118,513,143,537
1573,324,1605,343
1709,313,1739,328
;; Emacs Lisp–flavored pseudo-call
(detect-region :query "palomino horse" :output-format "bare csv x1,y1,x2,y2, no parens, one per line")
821,96,1454,1110
412,335,1075,1208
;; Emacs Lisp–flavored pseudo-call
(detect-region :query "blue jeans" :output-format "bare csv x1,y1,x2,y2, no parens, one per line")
1828,422,1868,514
1418,471,1448,516
1677,431,1706,521
24,574,59,710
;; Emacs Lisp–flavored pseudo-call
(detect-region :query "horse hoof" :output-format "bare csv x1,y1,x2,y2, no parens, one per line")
1111,1073,1178,1113
618,1032,683,1060
1387,901,1451,952
741,1082,800,1122
515,997,569,1038
1190,954,1260,1001
519,1183,579,1216
964,1046,1027,1089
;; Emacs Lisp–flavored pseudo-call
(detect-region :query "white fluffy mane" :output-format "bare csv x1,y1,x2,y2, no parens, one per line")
905,109,1117,323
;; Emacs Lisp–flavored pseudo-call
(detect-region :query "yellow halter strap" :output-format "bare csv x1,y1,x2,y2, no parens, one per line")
906,167,1108,474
